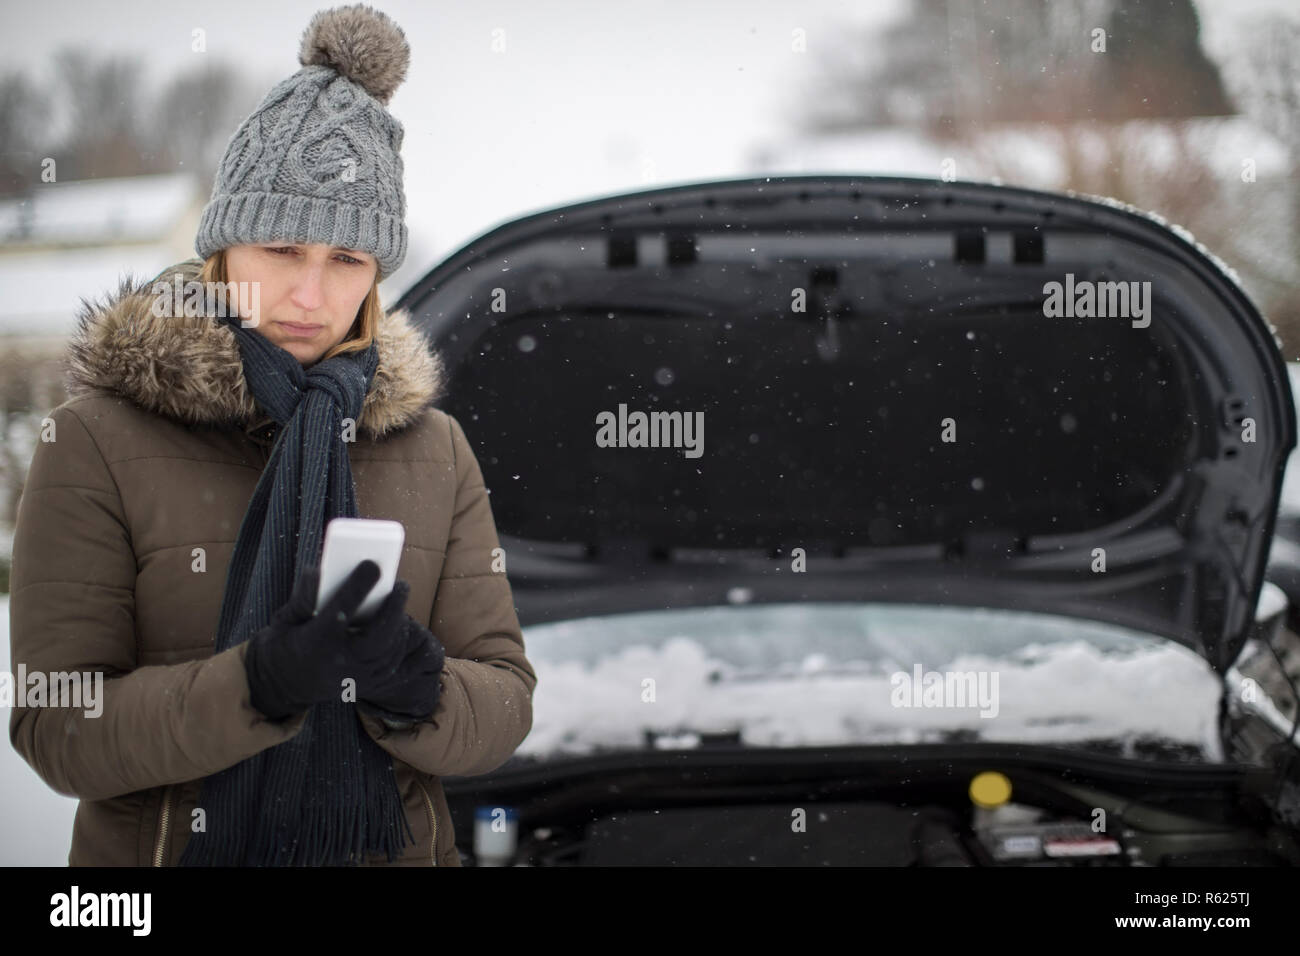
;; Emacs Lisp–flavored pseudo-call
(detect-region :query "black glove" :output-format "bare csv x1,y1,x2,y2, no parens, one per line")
350,582,446,728
243,560,410,721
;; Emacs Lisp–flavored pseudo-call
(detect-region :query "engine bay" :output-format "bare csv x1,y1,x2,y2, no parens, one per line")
443,745,1300,866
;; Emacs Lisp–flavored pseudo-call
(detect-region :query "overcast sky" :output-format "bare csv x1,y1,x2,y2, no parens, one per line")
4,0,1296,294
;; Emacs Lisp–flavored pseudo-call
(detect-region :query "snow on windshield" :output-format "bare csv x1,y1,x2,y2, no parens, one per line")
517,602,1224,761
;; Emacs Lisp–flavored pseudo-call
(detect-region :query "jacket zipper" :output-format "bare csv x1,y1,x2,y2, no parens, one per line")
415,777,439,866
152,784,175,867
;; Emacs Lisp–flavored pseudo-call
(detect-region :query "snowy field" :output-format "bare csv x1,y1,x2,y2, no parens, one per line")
1,596,80,866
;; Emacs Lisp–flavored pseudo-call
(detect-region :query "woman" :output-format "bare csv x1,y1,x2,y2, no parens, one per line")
8,4,536,866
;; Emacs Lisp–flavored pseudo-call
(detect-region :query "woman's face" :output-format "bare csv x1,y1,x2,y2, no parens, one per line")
224,242,377,366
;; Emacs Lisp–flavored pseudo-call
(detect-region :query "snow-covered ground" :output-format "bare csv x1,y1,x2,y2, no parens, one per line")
0,597,79,865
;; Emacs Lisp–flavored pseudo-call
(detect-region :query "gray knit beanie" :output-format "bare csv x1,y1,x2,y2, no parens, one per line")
195,4,410,278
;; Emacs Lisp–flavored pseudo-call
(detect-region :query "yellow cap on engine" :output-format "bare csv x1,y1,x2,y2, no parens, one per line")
969,771,1012,808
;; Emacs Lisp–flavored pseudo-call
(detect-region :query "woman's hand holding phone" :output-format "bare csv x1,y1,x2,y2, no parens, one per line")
348,584,447,728
244,560,410,721
355,619,446,729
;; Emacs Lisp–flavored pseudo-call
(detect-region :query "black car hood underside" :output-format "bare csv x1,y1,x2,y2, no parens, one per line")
398,176,1296,673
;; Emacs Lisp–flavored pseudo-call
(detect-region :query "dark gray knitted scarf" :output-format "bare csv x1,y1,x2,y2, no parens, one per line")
178,311,413,866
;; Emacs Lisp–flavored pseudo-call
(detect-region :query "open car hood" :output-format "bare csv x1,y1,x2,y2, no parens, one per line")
397,176,1296,674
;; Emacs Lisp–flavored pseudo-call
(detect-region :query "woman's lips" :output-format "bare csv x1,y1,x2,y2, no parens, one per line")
277,321,322,337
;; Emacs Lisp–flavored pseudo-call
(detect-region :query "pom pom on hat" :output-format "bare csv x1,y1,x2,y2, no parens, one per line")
299,3,410,105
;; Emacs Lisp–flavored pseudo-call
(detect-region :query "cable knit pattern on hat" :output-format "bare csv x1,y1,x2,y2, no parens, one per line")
194,4,410,277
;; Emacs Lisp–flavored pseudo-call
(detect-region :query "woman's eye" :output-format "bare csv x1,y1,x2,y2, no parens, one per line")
262,246,360,264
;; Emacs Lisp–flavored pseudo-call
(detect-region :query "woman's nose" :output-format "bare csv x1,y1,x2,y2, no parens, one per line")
289,266,326,311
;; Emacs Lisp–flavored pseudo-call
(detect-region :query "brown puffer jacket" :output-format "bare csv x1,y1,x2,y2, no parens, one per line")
8,258,537,866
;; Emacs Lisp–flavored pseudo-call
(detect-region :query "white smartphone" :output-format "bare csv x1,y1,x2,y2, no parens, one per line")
315,518,406,622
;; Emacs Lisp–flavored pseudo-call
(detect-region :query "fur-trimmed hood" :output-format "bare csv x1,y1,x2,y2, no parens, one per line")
63,258,446,439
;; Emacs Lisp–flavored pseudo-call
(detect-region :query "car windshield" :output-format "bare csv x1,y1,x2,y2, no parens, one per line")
516,602,1224,762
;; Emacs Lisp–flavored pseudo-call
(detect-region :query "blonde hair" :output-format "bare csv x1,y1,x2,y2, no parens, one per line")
198,248,383,362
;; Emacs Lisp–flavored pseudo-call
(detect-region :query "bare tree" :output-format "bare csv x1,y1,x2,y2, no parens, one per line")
48,47,151,180
1235,15,1300,150
1094,0,1233,119
782,0,1300,347
793,0,1229,134
146,63,267,186
0,71,53,197
0,49,267,195
1212,14,1300,346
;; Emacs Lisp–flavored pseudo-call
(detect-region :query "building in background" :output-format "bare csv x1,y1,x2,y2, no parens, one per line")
0,171,204,352
0,172,205,534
